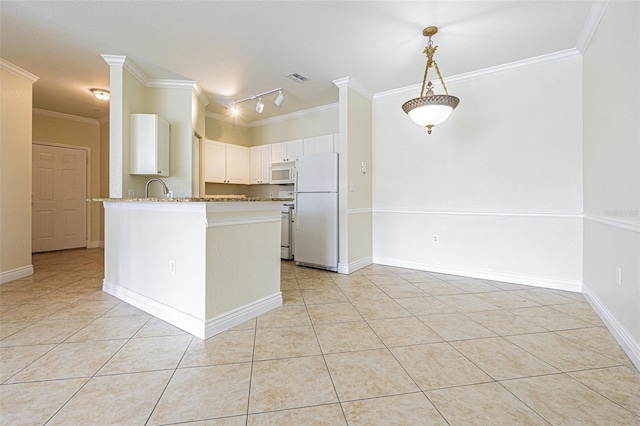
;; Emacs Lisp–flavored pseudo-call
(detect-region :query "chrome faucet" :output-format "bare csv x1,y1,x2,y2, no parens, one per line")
145,178,170,198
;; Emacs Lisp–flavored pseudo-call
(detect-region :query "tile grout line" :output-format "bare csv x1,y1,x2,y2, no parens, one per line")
298,269,349,425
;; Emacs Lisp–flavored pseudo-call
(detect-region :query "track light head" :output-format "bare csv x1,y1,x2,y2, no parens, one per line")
256,97,264,113
274,90,285,107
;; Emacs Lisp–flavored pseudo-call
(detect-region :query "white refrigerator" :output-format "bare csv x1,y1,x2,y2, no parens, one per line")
295,152,338,271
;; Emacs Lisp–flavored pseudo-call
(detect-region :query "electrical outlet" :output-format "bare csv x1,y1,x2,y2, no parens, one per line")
432,234,439,244
128,189,134,198
167,191,173,198
616,267,622,285
170,260,176,275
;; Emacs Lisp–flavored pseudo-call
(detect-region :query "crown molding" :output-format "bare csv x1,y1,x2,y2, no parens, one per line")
192,82,210,107
146,79,196,89
101,55,210,106
33,108,99,125
333,76,372,100
373,48,581,101
101,54,126,67
205,102,339,129
0,58,39,83
576,0,609,54
98,115,110,125
123,59,149,86
248,103,339,128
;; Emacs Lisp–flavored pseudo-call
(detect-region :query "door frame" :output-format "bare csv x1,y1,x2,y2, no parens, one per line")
32,140,92,249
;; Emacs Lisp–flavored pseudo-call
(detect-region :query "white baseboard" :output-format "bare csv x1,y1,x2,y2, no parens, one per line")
88,241,104,249
205,293,282,339
582,283,640,371
372,256,582,293
338,256,373,275
103,279,282,340
0,265,34,284
103,279,206,338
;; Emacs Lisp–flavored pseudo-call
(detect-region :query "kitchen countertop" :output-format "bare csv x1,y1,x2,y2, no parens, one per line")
89,197,293,203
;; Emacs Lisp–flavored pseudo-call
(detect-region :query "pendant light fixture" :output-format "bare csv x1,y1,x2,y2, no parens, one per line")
402,26,459,134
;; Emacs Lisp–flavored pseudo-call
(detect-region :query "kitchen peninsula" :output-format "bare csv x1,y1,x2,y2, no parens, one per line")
95,197,289,339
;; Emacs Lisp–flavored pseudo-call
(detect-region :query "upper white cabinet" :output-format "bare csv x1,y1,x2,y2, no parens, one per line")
225,144,249,184
250,145,272,184
130,114,170,176
271,139,303,163
303,134,336,156
204,140,248,184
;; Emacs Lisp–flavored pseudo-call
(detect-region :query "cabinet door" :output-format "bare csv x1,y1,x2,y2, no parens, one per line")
204,140,226,183
287,139,303,162
303,134,334,156
271,142,288,163
155,117,170,175
250,146,261,184
226,144,248,184
259,144,272,183
130,114,170,176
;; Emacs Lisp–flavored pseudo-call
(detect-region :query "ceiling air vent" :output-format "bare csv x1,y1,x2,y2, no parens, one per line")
286,73,309,83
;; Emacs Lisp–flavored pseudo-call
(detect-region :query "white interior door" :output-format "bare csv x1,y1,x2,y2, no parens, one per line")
32,144,87,252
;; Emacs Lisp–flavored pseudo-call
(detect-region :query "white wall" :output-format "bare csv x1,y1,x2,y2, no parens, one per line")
372,55,584,290
145,86,195,197
0,62,37,283
346,87,373,270
106,56,202,199
582,0,639,368
250,106,338,146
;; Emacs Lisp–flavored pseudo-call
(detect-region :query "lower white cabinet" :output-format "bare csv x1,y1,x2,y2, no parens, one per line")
250,145,272,184
204,140,248,184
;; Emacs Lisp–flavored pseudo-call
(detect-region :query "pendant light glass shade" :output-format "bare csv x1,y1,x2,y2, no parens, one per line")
402,26,459,134
402,84,459,133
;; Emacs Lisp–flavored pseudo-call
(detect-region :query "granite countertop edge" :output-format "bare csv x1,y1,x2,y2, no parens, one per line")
88,197,294,203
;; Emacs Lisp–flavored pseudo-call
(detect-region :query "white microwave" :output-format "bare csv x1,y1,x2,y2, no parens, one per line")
270,162,296,184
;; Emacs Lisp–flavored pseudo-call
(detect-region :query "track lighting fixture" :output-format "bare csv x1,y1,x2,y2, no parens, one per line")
255,97,264,113
228,87,285,116
274,90,285,107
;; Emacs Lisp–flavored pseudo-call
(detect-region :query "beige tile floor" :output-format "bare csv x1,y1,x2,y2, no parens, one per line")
1,249,638,425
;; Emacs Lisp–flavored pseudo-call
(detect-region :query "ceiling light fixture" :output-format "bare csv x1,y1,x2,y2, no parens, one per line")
229,87,285,116
274,90,285,107
90,88,110,101
402,26,459,134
